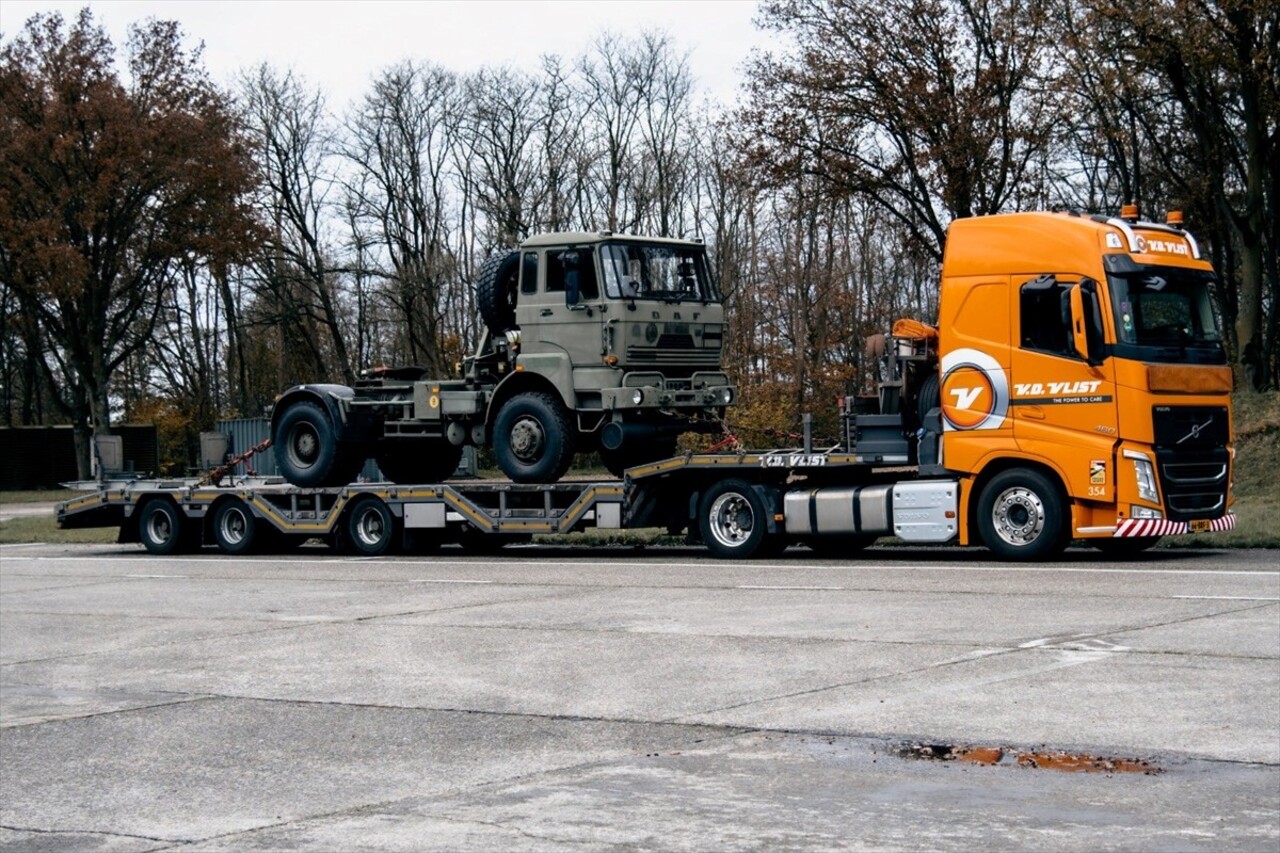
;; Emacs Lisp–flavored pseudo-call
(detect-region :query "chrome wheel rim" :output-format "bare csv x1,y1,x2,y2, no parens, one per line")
354,507,386,547
708,492,754,550
991,486,1046,547
219,507,248,545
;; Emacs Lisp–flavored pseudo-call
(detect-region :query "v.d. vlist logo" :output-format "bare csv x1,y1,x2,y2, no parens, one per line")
940,348,1009,431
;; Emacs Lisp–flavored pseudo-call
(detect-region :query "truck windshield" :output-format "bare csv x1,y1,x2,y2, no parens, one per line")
600,242,718,303
1107,268,1225,364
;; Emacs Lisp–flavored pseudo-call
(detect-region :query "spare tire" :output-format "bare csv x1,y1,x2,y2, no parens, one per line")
476,251,520,333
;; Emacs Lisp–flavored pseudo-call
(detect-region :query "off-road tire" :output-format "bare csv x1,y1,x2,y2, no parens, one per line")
376,440,464,484
493,391,576,483
476,251,520,333
274,400,362,488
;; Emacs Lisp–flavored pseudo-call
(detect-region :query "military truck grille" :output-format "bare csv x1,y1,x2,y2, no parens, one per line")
1151,405,1229,521
626,343,721,366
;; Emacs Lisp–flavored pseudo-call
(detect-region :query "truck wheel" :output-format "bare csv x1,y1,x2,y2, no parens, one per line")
212,498,262,555
493,391,576,483
376,440,464,484
476,251,520,333
699,479,770,559
1090,536,1161,557
345,496,400,556
138,499,190,555
599,438,677,479
977,469,1070,561
274,400,358,487
805,534,877,558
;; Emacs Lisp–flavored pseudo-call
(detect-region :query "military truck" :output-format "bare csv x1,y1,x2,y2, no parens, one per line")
269,232,736,486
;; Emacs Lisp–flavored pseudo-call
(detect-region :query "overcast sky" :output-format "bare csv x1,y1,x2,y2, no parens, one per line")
2,0,773,109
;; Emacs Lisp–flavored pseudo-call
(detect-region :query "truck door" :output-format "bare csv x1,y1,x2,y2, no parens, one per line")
516,247,606,368
1010,274,1117,502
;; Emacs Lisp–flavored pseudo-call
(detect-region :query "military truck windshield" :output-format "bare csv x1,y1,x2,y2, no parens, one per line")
1107,268,1225,364
600,243,718,303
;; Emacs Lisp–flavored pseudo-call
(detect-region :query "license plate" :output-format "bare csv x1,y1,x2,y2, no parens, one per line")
1190,519,1211,533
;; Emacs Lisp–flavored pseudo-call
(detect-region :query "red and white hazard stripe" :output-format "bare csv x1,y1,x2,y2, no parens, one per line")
1113,513,1236,538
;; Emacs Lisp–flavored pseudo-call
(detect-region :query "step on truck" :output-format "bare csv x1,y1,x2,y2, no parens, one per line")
58,208,1237,560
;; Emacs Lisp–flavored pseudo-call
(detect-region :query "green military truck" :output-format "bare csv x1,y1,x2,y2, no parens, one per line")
269,232,737,486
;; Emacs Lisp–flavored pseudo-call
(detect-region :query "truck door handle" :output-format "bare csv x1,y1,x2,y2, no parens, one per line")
1021,406,1045,420
540,309,553,317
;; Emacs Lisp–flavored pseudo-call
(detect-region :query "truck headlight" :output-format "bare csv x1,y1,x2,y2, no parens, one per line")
1132,506,1163,519
721,388,734,404
631,389,644,405
1131,455,1159,504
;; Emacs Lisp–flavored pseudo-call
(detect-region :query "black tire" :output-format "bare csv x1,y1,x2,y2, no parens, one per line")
1089,536,1161,556
917,371,940,427
805,534,878,558
493,391,576,483
599,437,678,478
376,440,464,484
976,468,1071,561
274,400,360,487
698,479,770,559
138,499,189,555
475,251,520,333
212,498,262,555
345,496,400,556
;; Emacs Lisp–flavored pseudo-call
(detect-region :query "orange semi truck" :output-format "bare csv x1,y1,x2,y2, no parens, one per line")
58,208,1235,561
918,206,1235,558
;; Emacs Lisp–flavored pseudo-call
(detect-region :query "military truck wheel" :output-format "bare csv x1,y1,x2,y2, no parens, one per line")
376,440,464,484
274,400,359,487
212,498,264,555
976,468,1071,561
493,391,576,483
476,251,520,333
345,496,400,556
599,438,678,478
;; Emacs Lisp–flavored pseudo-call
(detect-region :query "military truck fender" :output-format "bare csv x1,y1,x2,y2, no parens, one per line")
270,384,378,444
484,359,574,434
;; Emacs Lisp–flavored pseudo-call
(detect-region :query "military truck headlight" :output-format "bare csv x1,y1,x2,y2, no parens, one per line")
631,390,644,405
721,388,734,404
1125,451,1159,504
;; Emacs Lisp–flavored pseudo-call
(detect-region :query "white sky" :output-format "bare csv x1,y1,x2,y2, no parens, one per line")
1,0,773,110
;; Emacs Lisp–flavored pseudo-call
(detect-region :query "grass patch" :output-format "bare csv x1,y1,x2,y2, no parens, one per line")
0,515,117,545
0,488,93,504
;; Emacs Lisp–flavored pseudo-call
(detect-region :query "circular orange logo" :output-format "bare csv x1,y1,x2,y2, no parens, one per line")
941,366,995,430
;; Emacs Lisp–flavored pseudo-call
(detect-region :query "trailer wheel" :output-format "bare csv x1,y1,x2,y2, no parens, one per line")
138,499,190,555
345,496,400,557
376,440,464,484
1089,536,1161,557
698,479,770,559
976,468,1070,561
493,391,576,483
475,251,520,333
805,534,877,558
212,498,263,555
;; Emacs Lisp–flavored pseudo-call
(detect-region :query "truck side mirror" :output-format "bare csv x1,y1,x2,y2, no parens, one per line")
562,251,580,306
1069,280,1104,366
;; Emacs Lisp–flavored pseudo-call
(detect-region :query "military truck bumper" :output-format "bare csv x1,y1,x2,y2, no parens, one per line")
603,371,735,411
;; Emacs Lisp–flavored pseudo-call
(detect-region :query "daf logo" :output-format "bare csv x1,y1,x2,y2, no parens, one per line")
1177,417,1213,444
